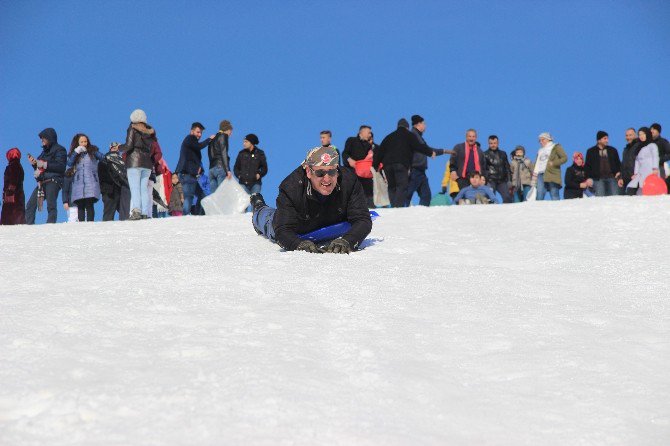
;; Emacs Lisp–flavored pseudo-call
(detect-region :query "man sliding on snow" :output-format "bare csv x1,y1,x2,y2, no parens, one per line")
249,146,372,254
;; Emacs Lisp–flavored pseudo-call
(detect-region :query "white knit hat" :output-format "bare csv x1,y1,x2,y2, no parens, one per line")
538,132,553,141
130,109,147,124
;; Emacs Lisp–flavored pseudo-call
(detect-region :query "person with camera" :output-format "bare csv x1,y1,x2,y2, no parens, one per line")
25,128,67,224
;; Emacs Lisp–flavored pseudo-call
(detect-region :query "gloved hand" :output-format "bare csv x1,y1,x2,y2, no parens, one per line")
75,146,87,154
33,169,41,179
325,238,351,254
36,160,47,169
296,240,323,253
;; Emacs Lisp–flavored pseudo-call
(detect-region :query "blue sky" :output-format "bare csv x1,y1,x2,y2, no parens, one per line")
1,0,669,222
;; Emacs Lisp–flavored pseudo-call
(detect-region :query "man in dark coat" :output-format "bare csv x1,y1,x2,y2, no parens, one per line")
250,146,372,254
175,122,215,215
483,135,513,203
619,128,639,195
233,133,268,196
99,142,131,221
650,123,670,193
1,147,26,225
25,128,67,224
208,119,233,193
449,129,487,191
406,115,451,206
373,118,437,208
584,130,622,197
342,125,374,207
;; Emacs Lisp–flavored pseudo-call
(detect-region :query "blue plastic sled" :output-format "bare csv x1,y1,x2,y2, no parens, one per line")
298,211,379,243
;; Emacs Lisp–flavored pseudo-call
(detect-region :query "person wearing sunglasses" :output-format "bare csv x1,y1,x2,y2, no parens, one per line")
249,146,372,254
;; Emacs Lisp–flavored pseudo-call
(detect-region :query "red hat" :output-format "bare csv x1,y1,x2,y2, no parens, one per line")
6,147,21,161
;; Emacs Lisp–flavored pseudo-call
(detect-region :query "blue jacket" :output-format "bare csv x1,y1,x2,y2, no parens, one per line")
452,184,499,204
67,148,105,202
176,135,212,176
36,128,67,183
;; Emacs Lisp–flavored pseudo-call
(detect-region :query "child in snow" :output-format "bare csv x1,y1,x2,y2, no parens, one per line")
509,145,533,202
452,171,499,204
1,147,26,225
169,173,184,216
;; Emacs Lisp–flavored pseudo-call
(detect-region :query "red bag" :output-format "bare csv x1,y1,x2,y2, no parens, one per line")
354,150,373,179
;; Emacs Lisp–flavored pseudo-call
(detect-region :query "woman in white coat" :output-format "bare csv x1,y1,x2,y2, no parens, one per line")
628,127,659,194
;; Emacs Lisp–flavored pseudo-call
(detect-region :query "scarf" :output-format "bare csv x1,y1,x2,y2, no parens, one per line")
461,143,480,178
533,143,555,175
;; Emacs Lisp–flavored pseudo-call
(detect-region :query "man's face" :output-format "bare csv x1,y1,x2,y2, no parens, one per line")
488,138,498,150
625,129,636,143
415,122,426,133
466,131,477,145
651,128,660,139
40,137,49,147
469,175,481,187
320,133,331,146
243,139,253,150
306,165,339,196
359,128,371,141
191,127,203,139
598,136,609,147
224,129,233,136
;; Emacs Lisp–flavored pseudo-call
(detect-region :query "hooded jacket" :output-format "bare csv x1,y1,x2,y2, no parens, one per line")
122,123,156,169
1,153,26,225
273,166,372,251
35,128,67,182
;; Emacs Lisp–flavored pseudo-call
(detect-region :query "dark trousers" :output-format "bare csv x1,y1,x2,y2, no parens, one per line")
488,180,513,203
384,163,410,208
76,197,96,222
358,177,374,208
406,169,431,206
102,186,131,221
26,181,61,224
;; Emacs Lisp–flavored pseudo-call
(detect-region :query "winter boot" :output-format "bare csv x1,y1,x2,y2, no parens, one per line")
129,208,142,220
250,193,267,213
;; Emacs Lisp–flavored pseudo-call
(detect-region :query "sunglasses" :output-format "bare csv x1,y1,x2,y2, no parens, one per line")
310,167,339,177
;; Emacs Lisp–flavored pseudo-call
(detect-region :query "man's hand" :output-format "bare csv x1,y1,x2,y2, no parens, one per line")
209,135,216,140
296,240,323,253
255,173,260,180
450,171,458,181
36,160,47,169
28,155,36,166
431,151,436,159
325,238,351,254
226,171,232,179
617,178,624,188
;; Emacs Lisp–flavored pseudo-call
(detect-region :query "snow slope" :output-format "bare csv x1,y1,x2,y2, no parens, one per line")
1,197,669,445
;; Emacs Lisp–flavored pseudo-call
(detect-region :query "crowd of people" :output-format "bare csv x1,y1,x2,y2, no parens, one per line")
1,109,669,226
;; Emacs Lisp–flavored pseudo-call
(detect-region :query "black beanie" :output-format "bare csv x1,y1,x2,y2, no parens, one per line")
397,118,409,129
596,130,608,141
245,133,259,146
411,114,424,126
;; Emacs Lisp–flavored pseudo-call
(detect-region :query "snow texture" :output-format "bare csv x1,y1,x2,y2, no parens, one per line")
1,196,669,445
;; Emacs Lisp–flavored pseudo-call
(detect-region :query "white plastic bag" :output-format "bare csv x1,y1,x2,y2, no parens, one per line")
371,167,390,207
201,179,250,215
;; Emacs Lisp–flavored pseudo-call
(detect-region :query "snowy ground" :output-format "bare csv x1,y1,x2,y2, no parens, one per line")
1,196,669,445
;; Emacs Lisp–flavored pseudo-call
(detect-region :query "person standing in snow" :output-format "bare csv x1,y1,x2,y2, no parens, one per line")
250,146,372,253
168,172,184,216
650,123,670,192
406,115,451,207
343,125,375,207
628,127,660,194
233,133,268,197
483,135,513,203
121,109,158,220
448,129,487,191
99,142,131,221
208,120,233,194
373,118,437,208
529,132,567,200
509,146,533,202
619,128,640,195
1,147,26,225
564,152,589,199
583,131,622,197
175,122,215,216
66,133,105,222
25,128,67,224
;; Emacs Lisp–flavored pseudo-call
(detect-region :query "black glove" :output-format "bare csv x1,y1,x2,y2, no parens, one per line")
296,240,323,253
325,238,351,254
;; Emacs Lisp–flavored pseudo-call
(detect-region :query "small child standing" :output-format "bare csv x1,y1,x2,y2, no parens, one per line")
452,171,499,204
510,145,533,202
168,172,184,216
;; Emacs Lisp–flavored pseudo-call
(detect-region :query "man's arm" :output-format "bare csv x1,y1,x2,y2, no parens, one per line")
342,180,373,249
408,132,434,157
